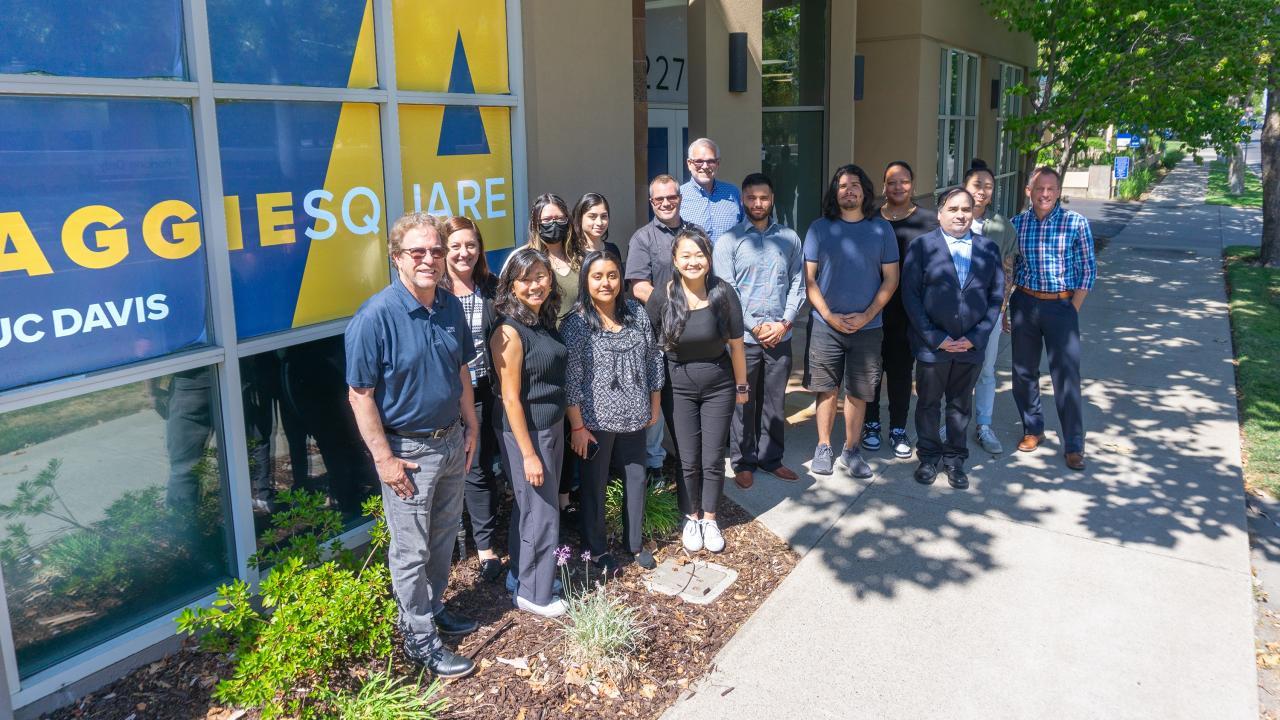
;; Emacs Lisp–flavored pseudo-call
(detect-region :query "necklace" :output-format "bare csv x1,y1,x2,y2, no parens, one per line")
882,204,915,221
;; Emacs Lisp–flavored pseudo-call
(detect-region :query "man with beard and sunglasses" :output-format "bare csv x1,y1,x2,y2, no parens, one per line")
712,173,804,490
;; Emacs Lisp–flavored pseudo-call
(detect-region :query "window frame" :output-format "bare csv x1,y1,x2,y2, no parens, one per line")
994,62,1025,218
0,0,528,706
937,46,979,191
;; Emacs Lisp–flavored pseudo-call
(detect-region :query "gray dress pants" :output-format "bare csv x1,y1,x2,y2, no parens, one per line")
382,427,467,655
501,421,564,605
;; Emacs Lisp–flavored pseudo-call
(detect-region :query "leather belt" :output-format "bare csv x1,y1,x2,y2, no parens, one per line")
385,416,459,440
1018,287,1073,301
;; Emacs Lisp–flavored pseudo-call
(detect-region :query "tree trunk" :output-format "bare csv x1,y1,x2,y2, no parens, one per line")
1263,73,1280,266
1229,143,1246,195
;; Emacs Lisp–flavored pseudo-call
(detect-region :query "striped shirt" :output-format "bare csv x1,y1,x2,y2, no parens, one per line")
680,178,744,243
1012,204,1097,292
944,231,973,286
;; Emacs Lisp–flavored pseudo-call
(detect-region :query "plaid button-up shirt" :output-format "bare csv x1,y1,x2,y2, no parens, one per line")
1012,204,1097,292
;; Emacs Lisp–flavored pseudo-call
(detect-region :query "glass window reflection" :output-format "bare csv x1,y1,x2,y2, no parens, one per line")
206,0,377,88
0,371,234,678
0,0,186,79
763,111,825,238
240,336,378,542
762,0,827,108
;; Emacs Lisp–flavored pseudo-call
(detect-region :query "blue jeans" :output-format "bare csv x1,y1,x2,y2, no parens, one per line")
644,411,666,468
382,427,467,655
973,310,1004,426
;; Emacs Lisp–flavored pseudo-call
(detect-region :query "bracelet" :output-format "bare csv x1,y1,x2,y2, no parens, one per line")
570,425,587,433
736,383,750,394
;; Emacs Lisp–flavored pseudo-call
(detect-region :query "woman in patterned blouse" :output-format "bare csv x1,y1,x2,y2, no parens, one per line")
562,250,665,571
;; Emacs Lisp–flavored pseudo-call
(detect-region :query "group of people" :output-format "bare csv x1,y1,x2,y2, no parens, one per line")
343,138,1097,679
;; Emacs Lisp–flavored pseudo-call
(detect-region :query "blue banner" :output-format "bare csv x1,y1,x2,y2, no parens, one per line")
0,0,185,79
0,97,209,392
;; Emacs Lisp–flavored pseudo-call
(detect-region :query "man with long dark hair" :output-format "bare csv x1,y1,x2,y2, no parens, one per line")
802,165,900,478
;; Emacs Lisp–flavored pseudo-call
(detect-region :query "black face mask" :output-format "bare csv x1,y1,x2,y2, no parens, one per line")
537,219,569,244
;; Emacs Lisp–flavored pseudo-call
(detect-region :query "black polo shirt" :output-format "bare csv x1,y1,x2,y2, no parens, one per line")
345,280,475,434
625,217,687,298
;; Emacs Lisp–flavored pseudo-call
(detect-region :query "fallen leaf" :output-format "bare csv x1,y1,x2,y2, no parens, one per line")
565,665,590,686
497,656,529,671
515,708,526,720
640,683,658,699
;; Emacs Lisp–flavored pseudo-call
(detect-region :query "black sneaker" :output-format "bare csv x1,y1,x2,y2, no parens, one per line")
593,553,619,576
646,466,666,488
861,422,883,451
478,558,504,582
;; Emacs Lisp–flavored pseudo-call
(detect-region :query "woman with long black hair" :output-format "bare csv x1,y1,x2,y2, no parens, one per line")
491,247,567,617
569,192,623,264
562,250,664,571
646,227,748,554
441,215,505,582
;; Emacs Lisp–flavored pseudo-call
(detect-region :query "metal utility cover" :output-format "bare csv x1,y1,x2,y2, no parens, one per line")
645,558,738,605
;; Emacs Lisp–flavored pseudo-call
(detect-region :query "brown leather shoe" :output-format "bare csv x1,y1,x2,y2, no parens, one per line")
734,470,754,489
1017,434,1046,452
1065,452,1086,471
767,465,799,482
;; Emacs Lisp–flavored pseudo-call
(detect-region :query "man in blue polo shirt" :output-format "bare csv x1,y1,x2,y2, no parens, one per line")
680,137,743,242
346,213,480,679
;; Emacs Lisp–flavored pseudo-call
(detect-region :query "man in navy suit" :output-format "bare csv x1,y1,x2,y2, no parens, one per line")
901,188,1004,489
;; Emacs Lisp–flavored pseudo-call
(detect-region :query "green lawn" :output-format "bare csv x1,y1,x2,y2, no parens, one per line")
0,382,154,455
1225,246,1280,495
1207,159,1263,208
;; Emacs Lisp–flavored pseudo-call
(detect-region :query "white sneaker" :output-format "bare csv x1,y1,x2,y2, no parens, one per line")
682,519,704,551
701,519,725,552
976,425,1004,454
516,594,567,618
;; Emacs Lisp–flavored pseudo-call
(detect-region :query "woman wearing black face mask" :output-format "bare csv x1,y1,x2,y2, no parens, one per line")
524,193,577,325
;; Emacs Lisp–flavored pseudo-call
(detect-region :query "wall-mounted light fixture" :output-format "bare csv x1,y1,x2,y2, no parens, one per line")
990,78,1001,110
854,55,864,101
729,32,747,92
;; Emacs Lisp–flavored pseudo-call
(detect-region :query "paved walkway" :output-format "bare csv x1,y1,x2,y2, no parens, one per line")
663,159,1257,719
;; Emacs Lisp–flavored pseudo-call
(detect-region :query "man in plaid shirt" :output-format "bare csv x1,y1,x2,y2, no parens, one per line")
1009,167,1096,471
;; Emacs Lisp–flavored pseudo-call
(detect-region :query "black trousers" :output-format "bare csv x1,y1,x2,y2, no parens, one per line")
914,358,981,468
867,313,914,429
462,378,502,551
1010,291,1085,453
579,428,647,556
668,355,735,517
730,340,791,473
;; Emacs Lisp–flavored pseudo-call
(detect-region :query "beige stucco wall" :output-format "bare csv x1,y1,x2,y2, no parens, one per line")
522,0,638,244
827,0,857,175
687,0,763,187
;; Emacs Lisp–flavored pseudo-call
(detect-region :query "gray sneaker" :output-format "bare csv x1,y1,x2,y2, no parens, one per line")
811,443,835,475
837,447,873,478
976,424,1003,454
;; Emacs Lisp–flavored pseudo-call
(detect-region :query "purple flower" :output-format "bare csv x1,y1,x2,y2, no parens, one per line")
580,549,592,564
555,545,571,567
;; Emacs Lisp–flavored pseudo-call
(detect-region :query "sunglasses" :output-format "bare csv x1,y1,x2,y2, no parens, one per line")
650,194,680,206
400,247,445,262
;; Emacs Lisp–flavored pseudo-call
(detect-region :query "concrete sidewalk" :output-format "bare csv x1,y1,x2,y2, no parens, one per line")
663,160,1256,720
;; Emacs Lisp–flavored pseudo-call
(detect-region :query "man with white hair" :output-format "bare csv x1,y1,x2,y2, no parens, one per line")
680,137,743,243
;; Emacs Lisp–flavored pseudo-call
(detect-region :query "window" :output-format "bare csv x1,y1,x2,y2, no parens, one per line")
0,0,524,701
0,372,234,678
937,47,979,190
762,0,827,238
995,63,1025,218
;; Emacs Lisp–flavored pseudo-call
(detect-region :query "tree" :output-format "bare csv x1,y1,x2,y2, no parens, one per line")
984,1,1271,186
1263,60,1279,266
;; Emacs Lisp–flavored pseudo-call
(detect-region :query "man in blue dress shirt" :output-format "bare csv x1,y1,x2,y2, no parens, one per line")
680,137,743,242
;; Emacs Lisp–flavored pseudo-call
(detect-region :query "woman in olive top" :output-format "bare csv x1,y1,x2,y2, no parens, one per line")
563,250,664,572
647,228,748,554
866,161,938,458
964,158,1019,455
491,247,567,618
443,215,503,582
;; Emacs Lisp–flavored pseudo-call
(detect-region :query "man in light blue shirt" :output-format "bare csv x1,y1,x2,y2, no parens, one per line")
681,137,743,242
713,173,804,488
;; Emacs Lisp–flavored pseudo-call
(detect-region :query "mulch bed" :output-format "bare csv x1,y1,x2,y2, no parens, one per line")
41,483,798,720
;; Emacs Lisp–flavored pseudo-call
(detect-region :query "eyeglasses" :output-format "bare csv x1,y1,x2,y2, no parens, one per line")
650,194,680,206
400,247,445,263
688,158,719,167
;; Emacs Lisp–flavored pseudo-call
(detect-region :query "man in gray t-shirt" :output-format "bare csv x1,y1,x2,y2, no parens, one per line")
802,165,899,479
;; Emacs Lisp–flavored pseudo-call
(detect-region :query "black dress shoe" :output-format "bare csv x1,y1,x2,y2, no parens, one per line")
433,608,478,636
943,465,970,490
421,646,475,679
479,558,504,582
593,553,618,576
914,462,937,485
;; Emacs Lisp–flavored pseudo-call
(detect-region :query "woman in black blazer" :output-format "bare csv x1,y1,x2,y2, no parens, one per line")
443,215,505,581
900,188,1004,490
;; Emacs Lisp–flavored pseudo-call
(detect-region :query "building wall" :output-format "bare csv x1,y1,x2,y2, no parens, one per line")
523,0,638,242
827,0,858,176
688,0,763,189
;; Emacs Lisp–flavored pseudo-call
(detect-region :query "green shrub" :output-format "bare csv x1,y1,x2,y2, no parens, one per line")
1161,149,1186,169
1116,166,1155,200
604,479,680,539
178,496,396,719
332,667,447,720
251,488,348,569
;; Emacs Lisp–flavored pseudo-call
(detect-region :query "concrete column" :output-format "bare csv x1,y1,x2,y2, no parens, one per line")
827,0,857,175
522,1,637,236
687,0,762,185
633,0,650,233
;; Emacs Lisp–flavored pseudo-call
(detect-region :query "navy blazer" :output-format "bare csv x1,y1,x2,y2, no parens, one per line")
901,227,1004,364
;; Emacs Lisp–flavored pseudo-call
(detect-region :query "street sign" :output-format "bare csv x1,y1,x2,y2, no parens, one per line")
1114,156,1132,179
1116,132,1134,149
